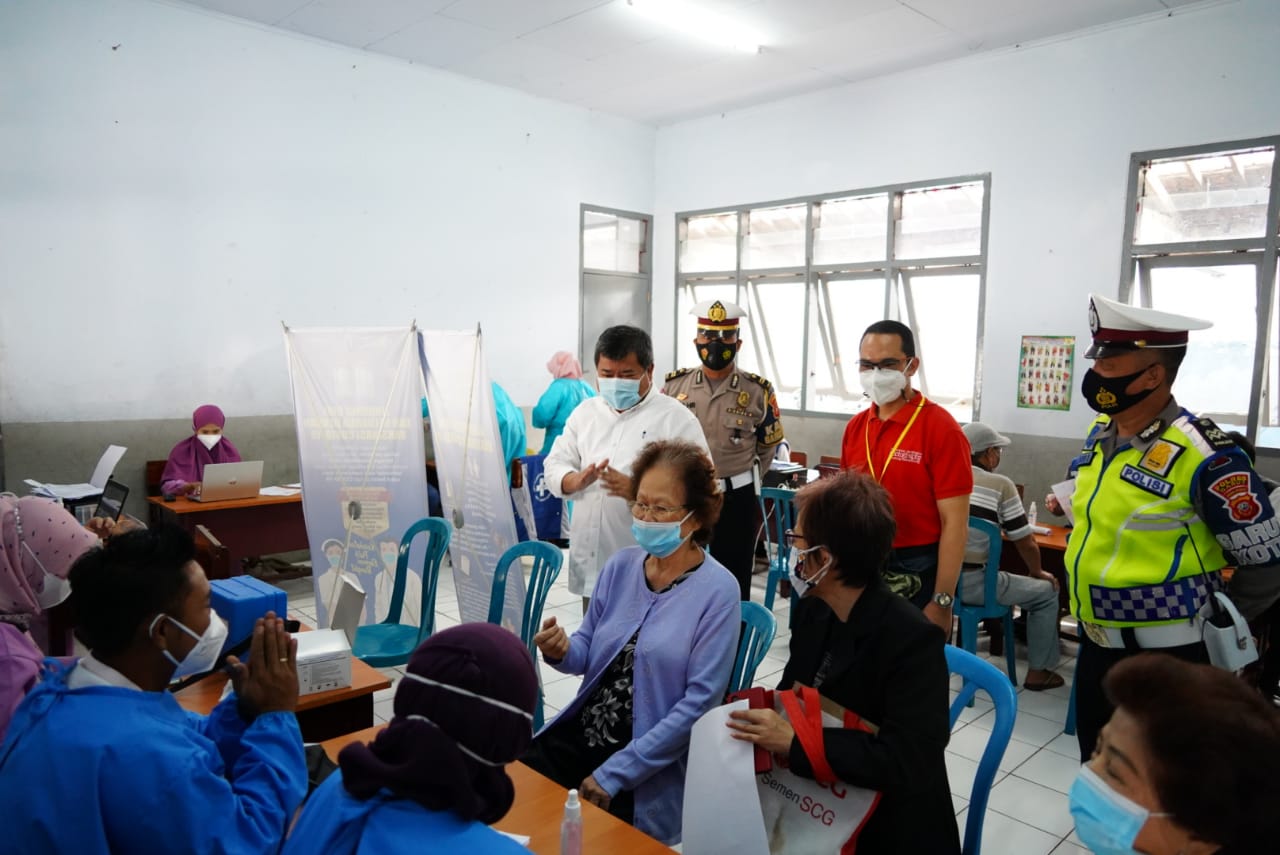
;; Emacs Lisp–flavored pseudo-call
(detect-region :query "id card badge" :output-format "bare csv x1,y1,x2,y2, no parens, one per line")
1198,592,1258,672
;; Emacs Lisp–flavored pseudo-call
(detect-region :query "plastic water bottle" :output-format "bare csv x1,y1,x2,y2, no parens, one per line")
1027,501,1038,528
561,788,582,855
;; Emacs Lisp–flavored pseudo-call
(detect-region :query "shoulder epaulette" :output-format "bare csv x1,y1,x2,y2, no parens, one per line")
744,371,773,391
665,367,693,381
1186,416,1236,450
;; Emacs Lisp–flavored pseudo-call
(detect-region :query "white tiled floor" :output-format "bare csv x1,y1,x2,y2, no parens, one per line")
277,563,1085,855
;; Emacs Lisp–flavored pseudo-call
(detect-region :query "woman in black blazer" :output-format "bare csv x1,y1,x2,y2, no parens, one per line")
729,471,961,854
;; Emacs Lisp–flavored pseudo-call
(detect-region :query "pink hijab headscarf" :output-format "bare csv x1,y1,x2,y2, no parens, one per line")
0,495,99,621
546,351,583,379
161,404,242,489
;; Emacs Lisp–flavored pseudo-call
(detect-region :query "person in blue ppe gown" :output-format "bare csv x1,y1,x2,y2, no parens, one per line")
283,622,538,855
533,351,596,456
422,382,526,470
491,382,528,469
0,525,307,855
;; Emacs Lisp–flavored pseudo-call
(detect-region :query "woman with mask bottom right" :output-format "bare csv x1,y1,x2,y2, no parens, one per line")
1071,653,1280,854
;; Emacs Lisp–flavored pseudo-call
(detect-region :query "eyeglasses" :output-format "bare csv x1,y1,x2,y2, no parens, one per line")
628,501,688,520
857,358,907,371
697,331,739,343
784,529,808,546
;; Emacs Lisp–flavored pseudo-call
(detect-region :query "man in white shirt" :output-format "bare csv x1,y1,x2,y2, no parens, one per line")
544,325,709,609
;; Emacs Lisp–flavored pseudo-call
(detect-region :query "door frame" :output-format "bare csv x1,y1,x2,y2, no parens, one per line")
579,204,654,367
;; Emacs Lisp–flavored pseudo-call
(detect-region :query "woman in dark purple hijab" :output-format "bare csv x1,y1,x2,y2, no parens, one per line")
161,404,242,496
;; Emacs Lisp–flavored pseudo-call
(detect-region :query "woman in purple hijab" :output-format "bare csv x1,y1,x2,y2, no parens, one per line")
161,404,242,496
283,623,539,854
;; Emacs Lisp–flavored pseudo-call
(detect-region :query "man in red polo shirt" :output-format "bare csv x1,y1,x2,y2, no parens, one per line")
841,320,972,634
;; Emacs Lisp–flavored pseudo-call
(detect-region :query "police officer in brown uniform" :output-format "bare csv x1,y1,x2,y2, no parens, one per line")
662,300,784,601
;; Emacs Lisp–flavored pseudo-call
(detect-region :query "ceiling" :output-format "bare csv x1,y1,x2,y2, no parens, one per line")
175,0,1217,125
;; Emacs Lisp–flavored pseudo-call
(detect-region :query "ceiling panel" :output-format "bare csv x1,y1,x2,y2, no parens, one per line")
276,0,455,48
449,41,594,87
778,4,950,71
173,0,1229,124
436,0,612,36
515,2,671,60
366,13,507,68
184,0,316,24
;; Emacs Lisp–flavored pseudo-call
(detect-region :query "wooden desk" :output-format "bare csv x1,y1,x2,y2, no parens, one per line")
319,727,673,854
147,494,308,577
175,656,390,742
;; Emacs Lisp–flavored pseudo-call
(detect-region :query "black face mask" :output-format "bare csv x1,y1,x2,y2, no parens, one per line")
1081,366,1156,414
697,340,739,371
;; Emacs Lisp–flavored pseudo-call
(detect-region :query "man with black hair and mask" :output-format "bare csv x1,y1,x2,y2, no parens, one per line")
663,300,784,602
1064,293,1280,761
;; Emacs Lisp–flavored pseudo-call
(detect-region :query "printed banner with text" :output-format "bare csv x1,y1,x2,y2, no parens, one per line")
285,326,432,630
419,329,524,629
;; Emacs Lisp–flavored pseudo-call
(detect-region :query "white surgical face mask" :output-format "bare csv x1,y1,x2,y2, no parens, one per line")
22,541,72,609
858,366,909,407
150,613,229,679
197,433,222,450
787,544,831,597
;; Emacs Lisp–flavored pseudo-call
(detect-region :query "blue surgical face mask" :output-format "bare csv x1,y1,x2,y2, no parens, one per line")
1069,765,1170,855
598,377,643,411
632,510,694,558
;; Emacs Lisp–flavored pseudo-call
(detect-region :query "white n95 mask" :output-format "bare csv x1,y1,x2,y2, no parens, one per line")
150,613,229,679
197,434,222,450
858,368,909,407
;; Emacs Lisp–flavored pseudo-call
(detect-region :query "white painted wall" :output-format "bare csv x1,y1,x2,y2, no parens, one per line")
0,0,654,422
652,0,1280,441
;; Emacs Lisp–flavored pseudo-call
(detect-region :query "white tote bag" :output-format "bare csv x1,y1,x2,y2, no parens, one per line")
683,687,880,855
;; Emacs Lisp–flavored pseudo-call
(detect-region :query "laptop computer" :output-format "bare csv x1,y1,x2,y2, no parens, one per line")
93,478,129,520
192,461,264,502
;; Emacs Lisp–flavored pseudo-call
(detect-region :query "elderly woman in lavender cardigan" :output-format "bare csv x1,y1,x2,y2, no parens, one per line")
522,439,739,845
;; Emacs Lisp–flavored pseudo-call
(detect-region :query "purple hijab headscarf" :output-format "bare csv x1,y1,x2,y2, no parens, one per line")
0,495,99,623
338,623,538,823
161,404,242,490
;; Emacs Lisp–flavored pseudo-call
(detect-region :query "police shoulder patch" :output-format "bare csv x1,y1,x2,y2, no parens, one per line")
1189,416,1236,450
665,367,693,381
744,371,773,391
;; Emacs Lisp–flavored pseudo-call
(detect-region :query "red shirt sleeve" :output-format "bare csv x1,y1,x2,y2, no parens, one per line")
926,409,973,501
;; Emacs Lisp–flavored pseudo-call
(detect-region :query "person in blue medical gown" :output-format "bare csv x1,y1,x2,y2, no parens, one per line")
533,351,596,456
283,622,538,855
0,525,307,855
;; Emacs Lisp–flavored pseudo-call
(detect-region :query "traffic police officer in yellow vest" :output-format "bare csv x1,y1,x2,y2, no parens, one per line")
1065,293,1280,760
663,300,784,601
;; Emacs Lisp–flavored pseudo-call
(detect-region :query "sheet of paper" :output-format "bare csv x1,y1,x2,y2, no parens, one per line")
259,486,302,497
89,445,127,489
1051,479,1076,526
283,482,302,489
681,700,769,855
1030,524,1051,535
24,479,100,500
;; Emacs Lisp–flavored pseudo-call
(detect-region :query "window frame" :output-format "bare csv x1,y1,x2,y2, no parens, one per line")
675,174,992,421
1117,136,1280,447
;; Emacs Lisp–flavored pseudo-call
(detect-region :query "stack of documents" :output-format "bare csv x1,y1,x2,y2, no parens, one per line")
25,445,127,500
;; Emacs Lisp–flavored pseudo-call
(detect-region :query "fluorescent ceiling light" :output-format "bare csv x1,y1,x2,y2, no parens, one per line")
627,0,763,54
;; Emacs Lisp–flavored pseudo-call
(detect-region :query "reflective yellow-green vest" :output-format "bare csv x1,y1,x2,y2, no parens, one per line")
1066,414,1226,627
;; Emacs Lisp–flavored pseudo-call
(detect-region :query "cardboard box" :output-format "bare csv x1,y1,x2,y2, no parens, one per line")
211,577,288,656
295,629,353,695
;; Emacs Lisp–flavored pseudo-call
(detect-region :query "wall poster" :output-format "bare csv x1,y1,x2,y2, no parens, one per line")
1017,335,1074,411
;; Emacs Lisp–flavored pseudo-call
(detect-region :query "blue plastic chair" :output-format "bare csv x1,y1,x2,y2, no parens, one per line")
946,645,1018,855
353,518,451,668
488,540,564,730
759,486,799,619
729,601,777,693
955,518,1018,688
